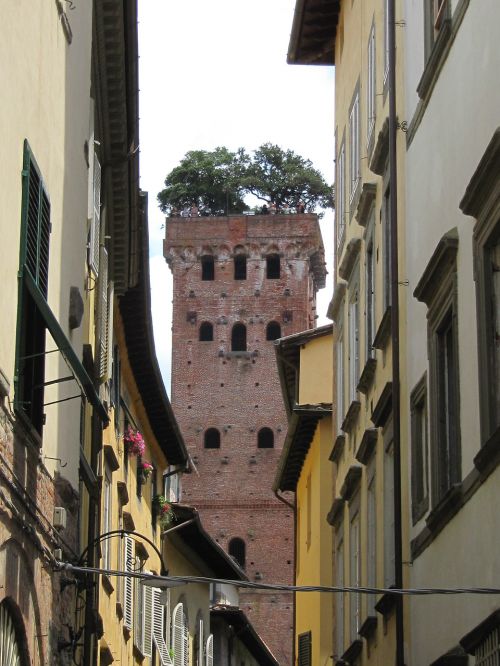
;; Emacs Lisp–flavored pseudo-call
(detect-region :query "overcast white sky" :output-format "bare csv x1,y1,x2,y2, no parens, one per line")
138,0,335,388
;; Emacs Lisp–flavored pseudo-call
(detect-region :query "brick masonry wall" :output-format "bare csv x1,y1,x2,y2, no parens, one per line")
165,214,326,665
0,399,79,665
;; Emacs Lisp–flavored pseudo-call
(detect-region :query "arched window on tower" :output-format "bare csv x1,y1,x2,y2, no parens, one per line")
204,428,221,449
228,537,246,569
234,254,247,280
258,427,274,449
266,253,280,279
231,323,247,351
199,322,213,341
201,255,215,281
266,321,281,341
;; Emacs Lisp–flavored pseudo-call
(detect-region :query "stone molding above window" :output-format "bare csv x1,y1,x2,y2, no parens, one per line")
329,433,346,464
328,280,347,323
371,382,392,428
326,497,345,527
341,400,361,434
413,229,459,307
372,306,391,350
355,183,377,227
369,117,389,176
357,358,377,395
460,609,500,656
355,428,378,465
338,237,362,281
460,128,500,220
339,465,362,502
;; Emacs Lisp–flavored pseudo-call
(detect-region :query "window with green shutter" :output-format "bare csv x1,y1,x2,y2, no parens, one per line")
298,631,312,666
15,141,51,435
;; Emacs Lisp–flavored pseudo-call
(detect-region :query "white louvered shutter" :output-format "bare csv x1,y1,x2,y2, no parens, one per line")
142,581,153,658
0,604,22,666
89,155,101,275
172,603,185,666
205,634,213,666
183,619,189,666
123,536,134,629
152,588,174,665
134,575,142,649
197,618,204,666
97,247,110,380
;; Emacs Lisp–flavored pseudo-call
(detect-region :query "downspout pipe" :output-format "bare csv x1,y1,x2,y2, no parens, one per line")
274,490,296,666
388,0,405,664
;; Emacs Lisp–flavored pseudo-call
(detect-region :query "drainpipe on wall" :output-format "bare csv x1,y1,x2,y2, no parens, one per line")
388,0,405,664
274,489,296,666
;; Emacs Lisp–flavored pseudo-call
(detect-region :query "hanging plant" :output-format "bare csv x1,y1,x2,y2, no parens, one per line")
140,460,154,479
124,426,145,456
153,494,175,529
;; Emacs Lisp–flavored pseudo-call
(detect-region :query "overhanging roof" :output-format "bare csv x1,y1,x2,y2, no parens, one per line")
274,324,333,415
274,405,332,492
211,606,279,666
288,0,340,65
168,505,247,581
119,192,188,466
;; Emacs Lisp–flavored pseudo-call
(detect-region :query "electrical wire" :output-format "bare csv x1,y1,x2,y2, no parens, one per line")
55,562,500,597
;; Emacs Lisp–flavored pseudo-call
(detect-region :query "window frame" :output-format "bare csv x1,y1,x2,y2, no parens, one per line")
266,254,281,279
365,216,376,360
349,84,361,205
410,373,429,524
199,321,214,342
337,136,346,253
367,21,376,152
335,522,345,655
234,254,247,280
349,491,361,641
201,255,215,281
336,311,345,433
204,428,221,449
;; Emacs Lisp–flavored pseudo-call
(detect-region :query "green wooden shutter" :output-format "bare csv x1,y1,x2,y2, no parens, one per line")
298,631,312,666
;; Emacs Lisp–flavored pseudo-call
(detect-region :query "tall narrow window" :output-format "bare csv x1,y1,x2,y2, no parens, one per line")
366,228,376,358
102,463,112,569
348,290,360,402
337,140,346,252
266,321,281,341
201,255,214,281
257,427,274,449
199,322,213,341
384,0,390,84
383,184,392,310
204,428,220,449
15,141,51,435
349,87,360,203
367,460,377,615
336,322,345,432
367,23,376,150
234,254,247,280
228,537,246,569
335,525,345,654
266,254,280,279
349,495,361,641
231,323,246,351
411,375,429,523
298,631,312,666
306,474,312,549
384,435,395,588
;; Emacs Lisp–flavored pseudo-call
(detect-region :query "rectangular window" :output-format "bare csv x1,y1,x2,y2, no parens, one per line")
164,467,181,503
306,474,312,549
411,375,429,523
434,310,461,502
337,140,346,252
348,291,360,402
382,184,392,310
335,525,345,655
365,225,376,358
425,0,449,60
201,255,215,281
349,89,360,203
475,625,500,666
367,23,376,149
15,142,52,436
102,462,112,569
366,461,377,615
337,322,345,432
384,436,395,588
384,0,390,84
298,631,312,666
349,495,361,641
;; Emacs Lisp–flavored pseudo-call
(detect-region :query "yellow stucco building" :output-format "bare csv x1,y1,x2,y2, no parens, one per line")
274,325,334,665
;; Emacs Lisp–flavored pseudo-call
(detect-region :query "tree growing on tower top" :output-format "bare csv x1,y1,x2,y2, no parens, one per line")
157,143,333,215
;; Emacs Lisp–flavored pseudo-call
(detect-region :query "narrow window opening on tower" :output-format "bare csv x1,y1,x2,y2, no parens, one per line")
199,322,213,341
266,254,280,279
228,537,246,569
204,428,220,449
258,427,274,448
201,255,215,281
231,323,247,351
266,321,281,341
234,255,247,280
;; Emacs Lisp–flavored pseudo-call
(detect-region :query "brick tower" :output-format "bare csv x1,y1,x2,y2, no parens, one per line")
164,214,326,664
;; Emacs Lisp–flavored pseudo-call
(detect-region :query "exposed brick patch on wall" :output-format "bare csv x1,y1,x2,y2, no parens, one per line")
165,215,326,665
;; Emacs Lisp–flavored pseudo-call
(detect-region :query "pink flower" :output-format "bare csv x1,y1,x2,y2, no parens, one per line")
125,427,145,456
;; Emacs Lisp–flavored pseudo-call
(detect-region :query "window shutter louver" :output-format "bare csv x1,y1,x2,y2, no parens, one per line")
89,155,101,275
134,575,142,649
197,618,204,666
123,536,133,629
152,588,174,665
172,603,185,666
298,631,312,666
183,619,189,666
205,634,213,666
97,247,110,380
142,580,153,657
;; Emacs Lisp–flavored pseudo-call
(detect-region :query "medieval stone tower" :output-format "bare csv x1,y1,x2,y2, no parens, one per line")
164,213,326,664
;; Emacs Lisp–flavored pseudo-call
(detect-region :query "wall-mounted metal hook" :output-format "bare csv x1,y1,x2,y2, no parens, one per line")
44,456,68,468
